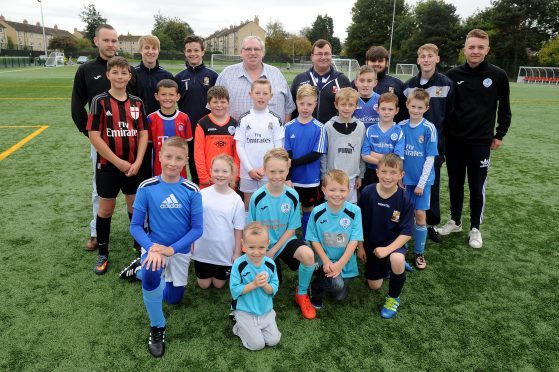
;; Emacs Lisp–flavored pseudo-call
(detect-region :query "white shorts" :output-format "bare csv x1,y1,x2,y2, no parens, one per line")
141,247,192,287
239,178,268,193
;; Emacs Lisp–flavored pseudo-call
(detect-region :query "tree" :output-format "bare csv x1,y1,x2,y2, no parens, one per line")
79,4,107,46
48,36,78,56
345,0,410,61
265,21,289,57
152,13,194,52
539,36,559,66
398,0,462,66
305,15,342,54
288,35,313,56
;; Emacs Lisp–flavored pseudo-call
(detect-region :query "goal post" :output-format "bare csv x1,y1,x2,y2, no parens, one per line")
395,64,419,77
290,58,361,79
517,66,559,85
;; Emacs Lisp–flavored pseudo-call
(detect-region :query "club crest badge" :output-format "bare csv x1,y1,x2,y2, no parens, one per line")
332,86,339,94
268,122,273,130
418,135,424,144
228,126,236,135
390,210,400,222
483,78,493,88
281,203,290,214
390,133,399,141
203,76,210,86
178,125,184,132
339,217,351,229
435,87,442,96
130,106,139,120
389,87,394,93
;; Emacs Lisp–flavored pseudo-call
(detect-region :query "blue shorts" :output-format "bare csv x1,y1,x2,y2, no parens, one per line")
405,185,431,211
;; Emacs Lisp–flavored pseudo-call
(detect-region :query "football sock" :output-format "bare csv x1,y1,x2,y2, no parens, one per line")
96,215,111,256
143,279,166,328
297,263,315,295
163,282,185,305
388,271,406,299
414,224,427,255
301,211,311,238
128,211,140,249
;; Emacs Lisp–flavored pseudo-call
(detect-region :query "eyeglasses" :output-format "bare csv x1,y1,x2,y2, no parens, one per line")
243,47,262,52
313,53,332,58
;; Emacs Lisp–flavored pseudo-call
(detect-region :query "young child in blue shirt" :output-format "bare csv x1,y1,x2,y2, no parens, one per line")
230,222,281,351
361,92,405,189
248,148,317,320
120,136,203,357
306,169,363,309
284,85,328,237
353,65,380,130
357,154,414,318
399,88,438,269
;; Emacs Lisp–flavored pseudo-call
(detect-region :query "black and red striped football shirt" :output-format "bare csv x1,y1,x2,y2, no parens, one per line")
86,92,147,167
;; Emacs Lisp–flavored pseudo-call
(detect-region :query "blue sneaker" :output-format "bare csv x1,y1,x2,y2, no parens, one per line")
380,296,400,319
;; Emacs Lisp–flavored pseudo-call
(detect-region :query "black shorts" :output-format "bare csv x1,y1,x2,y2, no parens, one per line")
364,246,406,281
193,260,231,281
276,238,307,271
294,186,323,208
96,164,141,199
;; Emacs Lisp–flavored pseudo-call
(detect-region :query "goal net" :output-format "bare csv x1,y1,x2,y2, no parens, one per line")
45,52,65,67
395,64,419,77
291,58,361,79
210,54,242,69
517,66,559,85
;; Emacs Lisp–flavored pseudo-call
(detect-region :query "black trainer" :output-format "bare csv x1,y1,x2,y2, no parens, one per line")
148,326,166,357
427,226,443,243
119,257,141,281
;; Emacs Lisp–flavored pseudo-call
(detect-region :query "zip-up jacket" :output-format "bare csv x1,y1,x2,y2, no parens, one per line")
175,63,218,131
134,60,173,115
402,71,455,155
291,66,351,124
71,55,139,135
446,60,511,145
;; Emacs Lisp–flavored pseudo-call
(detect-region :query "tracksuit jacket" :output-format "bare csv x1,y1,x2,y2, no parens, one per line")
134,61,174,115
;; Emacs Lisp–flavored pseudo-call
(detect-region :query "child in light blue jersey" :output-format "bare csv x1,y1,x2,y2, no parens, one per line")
230,222,281,351
248,148,317,320
399,88,438,270
361,93,405,189
120,137,203,357
353,65,380,130
284,85,328,238
306,170,363,309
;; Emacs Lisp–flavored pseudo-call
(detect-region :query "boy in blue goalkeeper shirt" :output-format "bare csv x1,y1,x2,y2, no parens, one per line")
306,170,363,309
230,222,281,351
284,84,328,238
248,148,317,320
121,136,203,357
361,93,405,189
399,88,438,270
353,65,380,130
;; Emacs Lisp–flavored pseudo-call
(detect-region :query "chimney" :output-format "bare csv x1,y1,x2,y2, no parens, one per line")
0,15,5,22
23,19,28,24
36,22,41,26
254,16,259,26
74,28,78,33
54,24,58,29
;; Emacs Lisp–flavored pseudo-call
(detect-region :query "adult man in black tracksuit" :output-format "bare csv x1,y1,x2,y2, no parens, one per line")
439,29,511,249
291,39,351,124
402,43,455,243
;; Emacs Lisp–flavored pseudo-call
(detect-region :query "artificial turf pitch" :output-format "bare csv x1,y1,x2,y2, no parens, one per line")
0,64,558,371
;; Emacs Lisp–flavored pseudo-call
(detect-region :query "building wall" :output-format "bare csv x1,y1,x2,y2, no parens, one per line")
205,21,265,56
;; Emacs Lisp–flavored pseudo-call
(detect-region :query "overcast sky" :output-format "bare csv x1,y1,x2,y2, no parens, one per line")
4,0,492,41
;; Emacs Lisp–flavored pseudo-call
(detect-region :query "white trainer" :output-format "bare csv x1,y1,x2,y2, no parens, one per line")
437,219,463,236
469,228,483,249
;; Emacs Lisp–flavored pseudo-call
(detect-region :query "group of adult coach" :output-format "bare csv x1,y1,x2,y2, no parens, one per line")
72,24,510,251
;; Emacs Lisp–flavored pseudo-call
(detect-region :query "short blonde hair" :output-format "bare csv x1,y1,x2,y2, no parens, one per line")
407,88,430,105
211,154,238,187
417,43,438,56
161,136,188,155
263,148,290,168
251,79,272,93
296,84,317,101
139,35,160,51
335,87,359,105
322,169,349,188
242,221,269,241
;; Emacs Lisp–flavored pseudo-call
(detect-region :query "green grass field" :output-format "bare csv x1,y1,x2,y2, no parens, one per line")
0,64,558,371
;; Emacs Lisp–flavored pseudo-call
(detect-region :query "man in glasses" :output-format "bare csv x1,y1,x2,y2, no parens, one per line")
216,35,295,123
291,39,351,124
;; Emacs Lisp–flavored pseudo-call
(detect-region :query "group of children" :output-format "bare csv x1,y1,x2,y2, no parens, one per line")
86,52,438,357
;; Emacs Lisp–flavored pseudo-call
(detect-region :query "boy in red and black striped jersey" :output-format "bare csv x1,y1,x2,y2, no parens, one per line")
194,86,240,188
87,56,149,275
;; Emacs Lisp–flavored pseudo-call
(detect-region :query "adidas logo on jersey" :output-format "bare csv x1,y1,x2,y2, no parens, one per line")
160,194,182,209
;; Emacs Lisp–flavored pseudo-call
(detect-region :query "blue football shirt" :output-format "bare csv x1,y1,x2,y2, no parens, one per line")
399,119,438,186
361,123,405,170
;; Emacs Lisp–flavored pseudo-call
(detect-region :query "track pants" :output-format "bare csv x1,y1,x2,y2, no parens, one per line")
445,141,490,230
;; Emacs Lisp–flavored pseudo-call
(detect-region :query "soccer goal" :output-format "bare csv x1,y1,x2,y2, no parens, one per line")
395,64,419,77
44,52,65,67
291,58,361,79
210,54,242,69
517,66,559,85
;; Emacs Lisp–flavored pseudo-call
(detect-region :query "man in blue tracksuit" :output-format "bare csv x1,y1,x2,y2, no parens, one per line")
175,35,218,185
290,39,351,124
402,43,455,243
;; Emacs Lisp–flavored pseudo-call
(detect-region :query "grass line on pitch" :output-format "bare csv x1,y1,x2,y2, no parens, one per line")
0,125,48,161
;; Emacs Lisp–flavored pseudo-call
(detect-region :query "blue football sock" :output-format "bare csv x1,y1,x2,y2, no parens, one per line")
414,224,428,255
142,277,165,328
301,211,311,239
297,263,315,295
